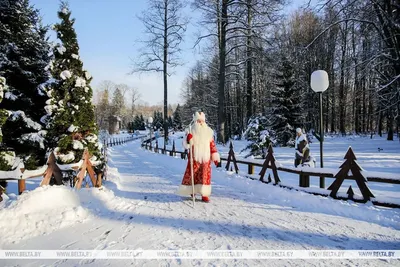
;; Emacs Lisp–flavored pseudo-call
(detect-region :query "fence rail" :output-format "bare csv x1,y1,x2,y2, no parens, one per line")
141,139,400,208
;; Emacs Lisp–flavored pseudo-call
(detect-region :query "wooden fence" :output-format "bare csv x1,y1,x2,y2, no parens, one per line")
141,139,400,208
0,134,143,201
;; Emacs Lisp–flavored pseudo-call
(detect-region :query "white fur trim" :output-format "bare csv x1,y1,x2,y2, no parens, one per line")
176,184,211,197
193,111,206,122
211,152,220,162
182,136,193,149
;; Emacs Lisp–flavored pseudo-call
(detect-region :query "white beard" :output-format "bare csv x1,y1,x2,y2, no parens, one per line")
191,122,214,163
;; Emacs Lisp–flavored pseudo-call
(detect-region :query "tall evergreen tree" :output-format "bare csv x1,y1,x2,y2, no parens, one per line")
111,87,124,118
152,111,163,130
139,114,146,130
271,55,302,147
0,0,51,169
95,88,110,131
172,104,183,130
0,77,15,172
45,2,101,165
133,114,141,130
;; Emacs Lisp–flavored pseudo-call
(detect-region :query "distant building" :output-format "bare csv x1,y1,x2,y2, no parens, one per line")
108,115,121,134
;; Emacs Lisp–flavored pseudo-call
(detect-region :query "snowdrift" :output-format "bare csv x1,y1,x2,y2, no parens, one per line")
0,186,91,246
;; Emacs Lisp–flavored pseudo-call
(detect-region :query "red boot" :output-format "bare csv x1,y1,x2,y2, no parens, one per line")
201,196,210,203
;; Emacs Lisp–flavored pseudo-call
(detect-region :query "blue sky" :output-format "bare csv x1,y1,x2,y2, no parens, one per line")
30,0,304,105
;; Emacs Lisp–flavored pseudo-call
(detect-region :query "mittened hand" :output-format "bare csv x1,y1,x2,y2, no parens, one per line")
187,133,193,143
214,161,219,167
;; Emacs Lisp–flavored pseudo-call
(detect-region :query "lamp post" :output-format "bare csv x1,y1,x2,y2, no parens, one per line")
311,70,329,188
148,116,153,149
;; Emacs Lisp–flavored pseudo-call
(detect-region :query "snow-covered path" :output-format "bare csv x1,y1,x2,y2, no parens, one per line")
1,140,399,266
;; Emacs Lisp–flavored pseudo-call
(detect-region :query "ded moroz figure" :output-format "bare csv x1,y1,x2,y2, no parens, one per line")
177,112,220,202
294,128,315,168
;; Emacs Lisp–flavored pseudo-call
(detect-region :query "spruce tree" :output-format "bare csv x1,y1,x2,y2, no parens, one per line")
0,77,15,172
45,2,101,165
153,111,163,130
139,114,146,130
0,0,51,169
172,104,183,130
111,87,124,118
271,55,302,147
96,88,110,131
242,116,275,158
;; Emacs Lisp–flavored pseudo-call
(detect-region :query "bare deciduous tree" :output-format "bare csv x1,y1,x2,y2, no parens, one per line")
132,0,187,145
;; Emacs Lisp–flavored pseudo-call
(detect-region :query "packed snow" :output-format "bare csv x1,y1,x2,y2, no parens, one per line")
9,111,42,130
60,70,72,80
20,131,46,149
56,45,66,55
68,124,78,132
0,134,398,266
75,77,86,87
84,71,91,80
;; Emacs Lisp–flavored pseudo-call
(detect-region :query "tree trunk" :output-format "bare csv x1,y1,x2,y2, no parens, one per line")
339,22,348,135
163,0,168,145
217,0,228,143
246,0,253,122
387,111,394,140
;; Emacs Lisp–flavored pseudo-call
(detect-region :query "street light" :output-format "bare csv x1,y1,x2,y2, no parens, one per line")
311,70,329,188
148,116,153,149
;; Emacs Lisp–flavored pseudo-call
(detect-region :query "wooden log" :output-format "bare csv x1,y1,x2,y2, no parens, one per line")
248,164,254,175
86,159,97,187
96,172,103,187
40,152,57,186
74,150,88,189
18,180,26,195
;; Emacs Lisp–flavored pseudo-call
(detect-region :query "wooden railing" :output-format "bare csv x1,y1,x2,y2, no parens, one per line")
141,139,400,208
0,135,145,201
0,149,104,201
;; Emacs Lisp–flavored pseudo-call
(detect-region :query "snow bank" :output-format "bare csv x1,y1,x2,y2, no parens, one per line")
0,186,90,246
221,172,400,230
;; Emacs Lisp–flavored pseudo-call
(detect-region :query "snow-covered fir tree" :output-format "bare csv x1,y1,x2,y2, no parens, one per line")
0,0,51,169
45,2,101,166
139,114,146,130
153,111,164,130
0,77,15,172
242,116,275,158
271,55,302,147
111,87,124,120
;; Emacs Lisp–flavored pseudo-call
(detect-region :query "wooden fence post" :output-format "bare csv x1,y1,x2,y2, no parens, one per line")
259,144,281,184
225,141,239,173
74,150,89,189
0,185,4,202
299,174,310,187
248,164,254,175
328,147,374,201
18,179,26,195
40,152,63,186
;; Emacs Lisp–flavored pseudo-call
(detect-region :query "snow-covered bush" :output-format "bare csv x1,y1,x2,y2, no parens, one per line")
242,116,276,158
